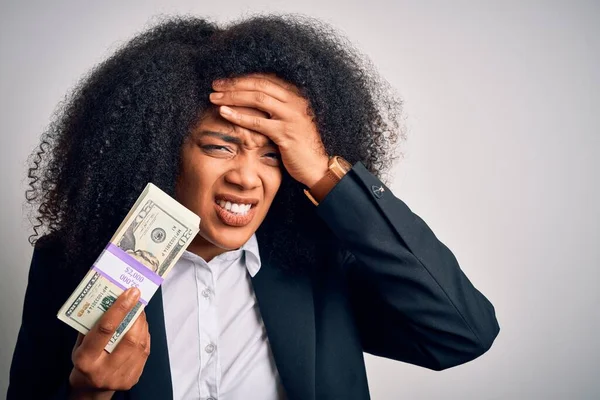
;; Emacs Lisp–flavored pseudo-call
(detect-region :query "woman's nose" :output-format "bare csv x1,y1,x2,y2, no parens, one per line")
224,159,261,190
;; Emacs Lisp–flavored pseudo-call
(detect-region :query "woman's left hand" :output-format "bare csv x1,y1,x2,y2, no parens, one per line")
209,73,329,188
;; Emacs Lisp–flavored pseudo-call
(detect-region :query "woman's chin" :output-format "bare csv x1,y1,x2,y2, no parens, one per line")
199,229,252,252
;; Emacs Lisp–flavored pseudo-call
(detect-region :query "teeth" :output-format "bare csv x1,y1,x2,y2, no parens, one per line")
216,199,252,215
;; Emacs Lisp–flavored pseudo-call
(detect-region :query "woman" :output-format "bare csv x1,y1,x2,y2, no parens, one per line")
9,14,499,400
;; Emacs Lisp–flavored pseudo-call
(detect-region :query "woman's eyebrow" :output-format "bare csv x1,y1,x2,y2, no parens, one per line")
199,130,277,148
199,130,242,145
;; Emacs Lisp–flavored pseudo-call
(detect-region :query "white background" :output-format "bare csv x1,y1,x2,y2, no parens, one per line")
1,1,598,398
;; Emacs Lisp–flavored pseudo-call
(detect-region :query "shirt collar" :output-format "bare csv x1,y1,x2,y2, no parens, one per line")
180,233,262,277
240,233,261,277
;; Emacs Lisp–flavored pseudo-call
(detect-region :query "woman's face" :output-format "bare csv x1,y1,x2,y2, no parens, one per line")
176,105,282,260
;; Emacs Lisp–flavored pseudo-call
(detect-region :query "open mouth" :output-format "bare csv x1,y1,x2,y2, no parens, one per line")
213,195,259,227
215,199,253,216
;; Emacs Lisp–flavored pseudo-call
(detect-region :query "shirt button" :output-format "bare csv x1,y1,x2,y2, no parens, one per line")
201,288,212,298
205,343,216,353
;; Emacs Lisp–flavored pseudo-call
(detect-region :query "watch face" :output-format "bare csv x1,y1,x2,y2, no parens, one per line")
329,156,352,179
336,157,352,172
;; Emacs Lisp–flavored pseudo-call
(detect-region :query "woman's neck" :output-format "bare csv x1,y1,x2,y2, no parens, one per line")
185,234,230,263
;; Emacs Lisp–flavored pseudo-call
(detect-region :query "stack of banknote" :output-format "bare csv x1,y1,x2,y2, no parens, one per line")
57,183,200,352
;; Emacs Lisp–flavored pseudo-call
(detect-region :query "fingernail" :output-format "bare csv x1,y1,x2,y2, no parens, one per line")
210,92,223,100
220,106,233,116
127,287,140,302
213,79,226,86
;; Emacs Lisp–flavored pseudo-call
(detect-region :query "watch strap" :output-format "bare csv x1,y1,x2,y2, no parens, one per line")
305,169,340,205
304,156,351,206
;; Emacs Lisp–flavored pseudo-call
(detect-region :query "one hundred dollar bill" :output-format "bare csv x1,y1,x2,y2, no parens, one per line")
57,183,200,352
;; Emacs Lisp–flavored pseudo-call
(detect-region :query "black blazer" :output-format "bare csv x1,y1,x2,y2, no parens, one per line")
8,162,500,400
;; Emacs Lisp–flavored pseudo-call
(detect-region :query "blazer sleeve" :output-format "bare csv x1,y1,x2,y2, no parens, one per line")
315,162,500,371
7,236,78,399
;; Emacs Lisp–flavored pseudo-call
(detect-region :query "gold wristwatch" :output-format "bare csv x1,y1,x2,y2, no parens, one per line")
304,156,352,206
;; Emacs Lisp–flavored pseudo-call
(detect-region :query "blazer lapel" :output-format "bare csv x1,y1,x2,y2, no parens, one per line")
128,287,173,400
251,259,316,400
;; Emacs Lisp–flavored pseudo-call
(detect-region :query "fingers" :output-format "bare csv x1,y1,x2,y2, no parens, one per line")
141,311,151,357
213,75,295,103
104,311,150,390
109,310,150,368
71,332,85,361
139,312,150,354
70,306,150,392
123,316,151,380
248,73,303,96
78,287,141,358
209,90,293,119
93,314,143,385
217,106,284,144
110,310,147,356
114,350,148,390
74,332,84,348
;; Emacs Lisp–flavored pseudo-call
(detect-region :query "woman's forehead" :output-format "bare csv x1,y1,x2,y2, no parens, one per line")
194,108,275,147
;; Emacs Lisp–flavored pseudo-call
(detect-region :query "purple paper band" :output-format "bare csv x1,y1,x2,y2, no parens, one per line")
92,266,149,305
91,244,164,305
105,243,164,285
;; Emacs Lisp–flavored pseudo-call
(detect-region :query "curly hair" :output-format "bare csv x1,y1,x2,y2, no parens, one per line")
26,14,405,274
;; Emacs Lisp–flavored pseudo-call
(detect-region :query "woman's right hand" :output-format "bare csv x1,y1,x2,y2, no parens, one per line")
68,287,151,400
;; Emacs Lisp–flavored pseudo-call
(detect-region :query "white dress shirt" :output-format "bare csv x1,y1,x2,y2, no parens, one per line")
161,234,287,400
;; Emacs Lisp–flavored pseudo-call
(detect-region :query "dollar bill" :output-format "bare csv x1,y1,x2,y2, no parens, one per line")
57,183,200,352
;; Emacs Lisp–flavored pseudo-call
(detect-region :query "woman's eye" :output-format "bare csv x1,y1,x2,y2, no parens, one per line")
202,144,231,153
264,152,280,160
